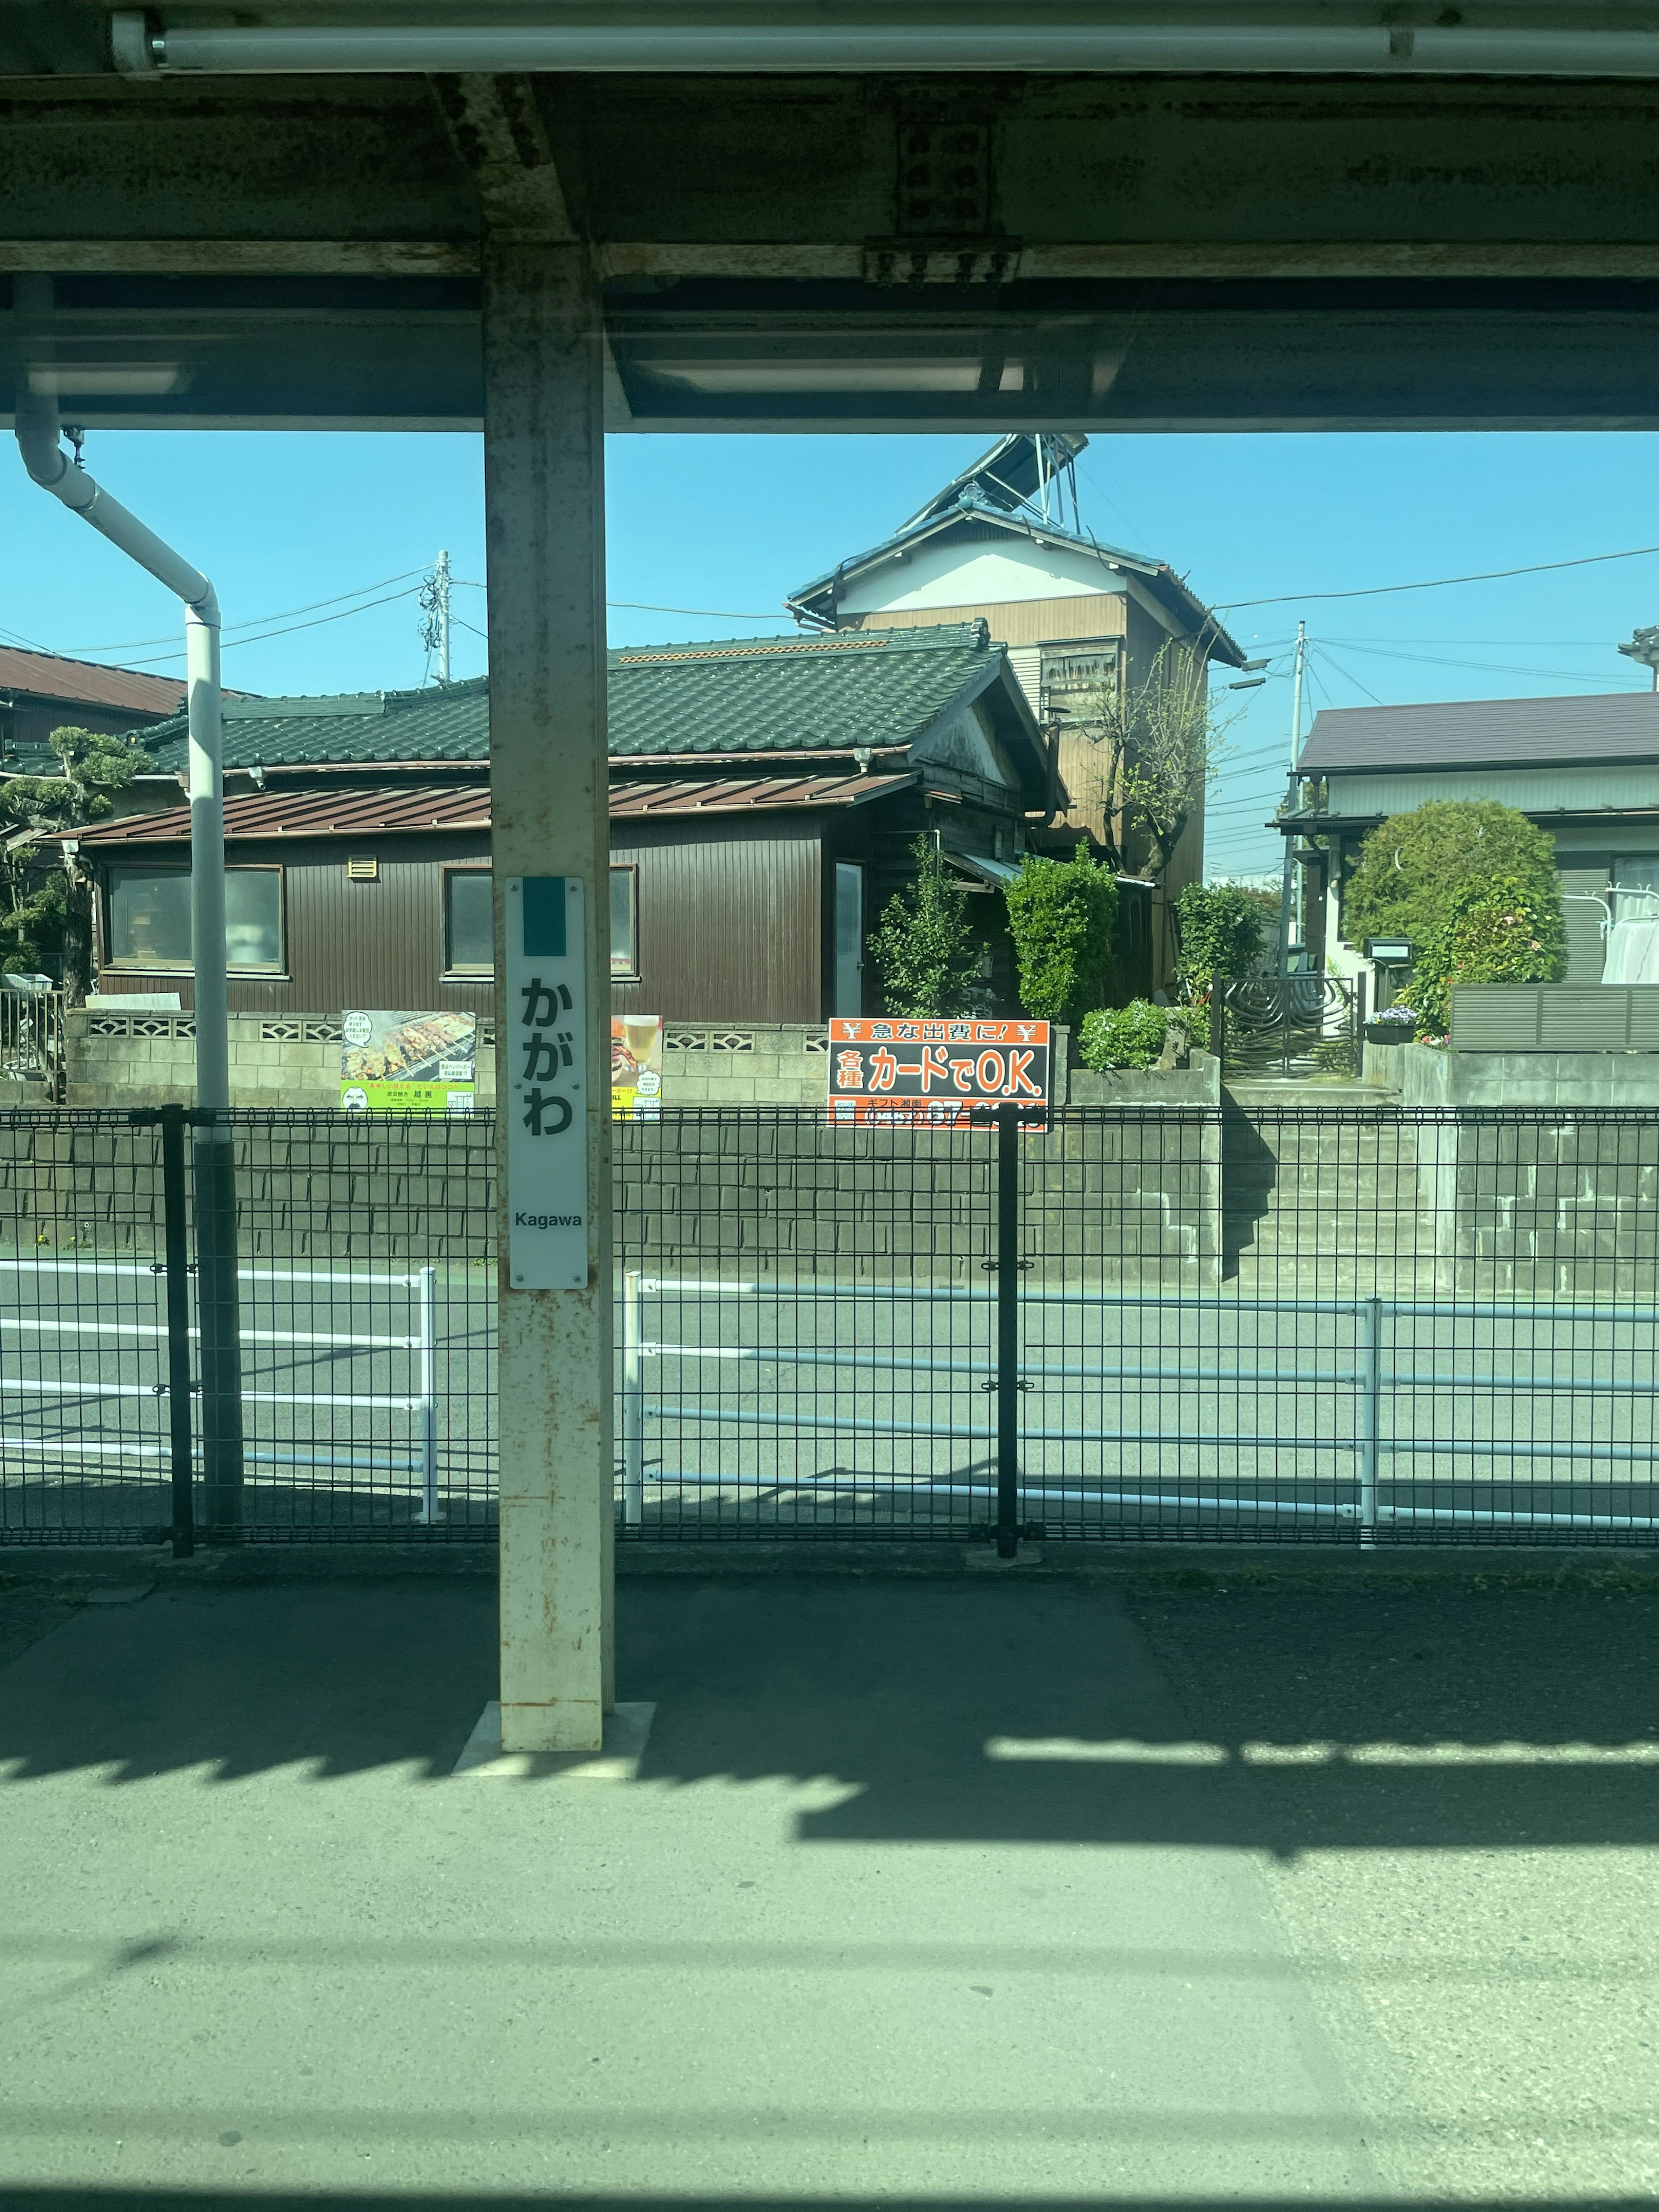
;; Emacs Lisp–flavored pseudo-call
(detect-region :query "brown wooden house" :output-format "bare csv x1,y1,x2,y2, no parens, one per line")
66,623,1053,1023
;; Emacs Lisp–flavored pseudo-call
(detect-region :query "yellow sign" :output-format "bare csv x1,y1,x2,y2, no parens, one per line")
611,1015,663,1119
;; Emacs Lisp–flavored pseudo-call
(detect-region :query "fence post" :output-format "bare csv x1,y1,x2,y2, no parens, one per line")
995,1104,1020,1559
156,1105,194,1561
191,1110,245,1538
415,1265,440,1526
621,1268,645,1528
1357,1295,1381,1548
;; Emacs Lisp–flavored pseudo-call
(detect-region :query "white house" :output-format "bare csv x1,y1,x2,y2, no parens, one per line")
788,433,1246,992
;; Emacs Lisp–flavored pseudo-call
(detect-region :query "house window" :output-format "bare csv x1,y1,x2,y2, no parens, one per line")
442,865,640,976
107,866,283,972
610,865,639,979
1611,856,1659,925
444,868,494,973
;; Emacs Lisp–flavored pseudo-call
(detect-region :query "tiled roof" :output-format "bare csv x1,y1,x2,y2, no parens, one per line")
608,625,1006,757
64,771,915,846
132,626,1020,772
1299,692,1659,775
137,679,491,772
0,646,190,718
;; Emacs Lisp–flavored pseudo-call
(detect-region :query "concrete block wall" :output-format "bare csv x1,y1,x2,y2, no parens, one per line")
0,1113,496,1268
0,1102,1221,1287
67,1013,499,1112
658,1024,829,1107
67,1015,836,1112
1359,1041,1659,1297
68,1016,1224,1114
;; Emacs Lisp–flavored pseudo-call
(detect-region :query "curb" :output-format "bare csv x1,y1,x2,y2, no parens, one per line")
5,1539,1659,1596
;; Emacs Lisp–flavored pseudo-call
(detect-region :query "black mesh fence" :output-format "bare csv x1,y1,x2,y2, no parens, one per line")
0,1109,495,1546
1,1101,1657,1548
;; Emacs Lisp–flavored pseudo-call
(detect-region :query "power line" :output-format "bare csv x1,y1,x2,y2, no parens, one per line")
1217,539,1659,612
607,602,785,621
37,569,430,658
104,586,425,668
456,580,786,621
1309,642,1385,706
1320,638,1638,687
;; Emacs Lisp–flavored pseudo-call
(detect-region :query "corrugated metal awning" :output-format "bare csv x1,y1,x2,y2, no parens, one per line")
609,771,915,816
60,769,918,847
63,785,493,845
947,850,1022,889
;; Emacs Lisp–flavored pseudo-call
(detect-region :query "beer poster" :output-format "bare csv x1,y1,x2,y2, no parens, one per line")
612,1015,664,1119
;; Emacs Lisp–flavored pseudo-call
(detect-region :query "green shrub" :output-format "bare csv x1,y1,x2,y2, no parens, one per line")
1341,799,1560,953
1404,871,1568,1037
867,838,981,1018
1078,999,1210,1070
1079,1002,1166,1069
1174,881,1267,996
1003,847,1118,1024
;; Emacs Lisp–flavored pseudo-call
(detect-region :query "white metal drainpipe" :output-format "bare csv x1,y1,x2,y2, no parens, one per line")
12,272,245,1533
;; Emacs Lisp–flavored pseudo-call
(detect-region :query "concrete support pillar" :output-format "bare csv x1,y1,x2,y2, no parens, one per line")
484,238,614,1752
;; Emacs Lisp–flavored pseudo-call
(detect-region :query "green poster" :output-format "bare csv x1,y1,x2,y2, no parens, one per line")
340,1010,478,1115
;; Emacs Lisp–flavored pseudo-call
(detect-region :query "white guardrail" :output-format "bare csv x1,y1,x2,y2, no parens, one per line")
618,1272,1659,1538
0,1258,442,1522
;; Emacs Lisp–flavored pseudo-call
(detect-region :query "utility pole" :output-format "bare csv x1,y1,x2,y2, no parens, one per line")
421,549,453,683
1279,619,1307,976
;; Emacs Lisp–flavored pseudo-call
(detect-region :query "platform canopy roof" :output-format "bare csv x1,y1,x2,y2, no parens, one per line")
9,8,1659,432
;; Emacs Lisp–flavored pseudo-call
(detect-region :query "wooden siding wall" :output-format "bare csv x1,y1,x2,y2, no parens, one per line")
844,594,1128,649
92,833,494,1017
610,820,823,1023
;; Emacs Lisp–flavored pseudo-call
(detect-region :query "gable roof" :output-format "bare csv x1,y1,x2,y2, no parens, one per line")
0,645,191,719
131,624,1047,785
606,622,1036,766
785,438,1246,667
1299,692,1659,775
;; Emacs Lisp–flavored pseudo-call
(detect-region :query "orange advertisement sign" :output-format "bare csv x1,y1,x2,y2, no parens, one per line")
827,1017,1051,1128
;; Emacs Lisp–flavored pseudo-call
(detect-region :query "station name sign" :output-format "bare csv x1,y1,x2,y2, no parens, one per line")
505,875,589,1290
828,1017,1051,1129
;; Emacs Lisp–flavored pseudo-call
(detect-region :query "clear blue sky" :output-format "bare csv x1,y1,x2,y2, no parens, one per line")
2,426,1656,878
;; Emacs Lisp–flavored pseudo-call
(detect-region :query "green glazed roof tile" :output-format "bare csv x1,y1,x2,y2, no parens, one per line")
134,625,1000,772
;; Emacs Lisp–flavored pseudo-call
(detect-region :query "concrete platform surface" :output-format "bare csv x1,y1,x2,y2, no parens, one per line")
0,1573,1653,2203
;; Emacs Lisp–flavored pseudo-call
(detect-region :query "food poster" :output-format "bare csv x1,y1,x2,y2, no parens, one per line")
340,1011,478,1113
611,1015,664,1119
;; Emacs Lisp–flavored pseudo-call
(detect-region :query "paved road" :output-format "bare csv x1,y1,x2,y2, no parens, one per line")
0,1569,1655,2199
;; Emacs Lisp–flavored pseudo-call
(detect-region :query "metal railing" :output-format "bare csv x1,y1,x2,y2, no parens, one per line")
0,985,64,1100
2,1100,1658,1548
0,1253,447,1549
624,1275,1659,1545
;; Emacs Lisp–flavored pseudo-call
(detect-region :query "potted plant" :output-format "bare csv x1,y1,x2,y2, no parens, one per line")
1363,1004,1417,1046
